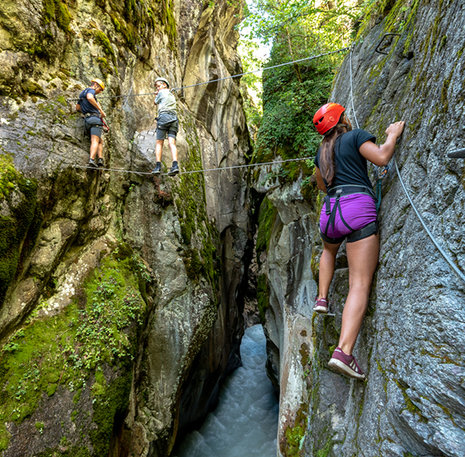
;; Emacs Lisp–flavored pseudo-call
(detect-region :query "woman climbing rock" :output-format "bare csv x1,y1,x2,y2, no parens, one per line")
312,103,404,380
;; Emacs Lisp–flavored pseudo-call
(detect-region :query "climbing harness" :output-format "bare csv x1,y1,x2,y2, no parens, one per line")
348,45,465,283
322,185,377,242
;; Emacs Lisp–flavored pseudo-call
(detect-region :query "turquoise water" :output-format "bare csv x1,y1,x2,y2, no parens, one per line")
174,325,279,457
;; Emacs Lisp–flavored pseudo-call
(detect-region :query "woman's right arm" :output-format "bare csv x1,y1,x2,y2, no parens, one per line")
359,121,405,166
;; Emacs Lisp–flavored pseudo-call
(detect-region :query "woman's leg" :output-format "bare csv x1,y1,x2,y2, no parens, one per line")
338,234,379,354
318,241,342,299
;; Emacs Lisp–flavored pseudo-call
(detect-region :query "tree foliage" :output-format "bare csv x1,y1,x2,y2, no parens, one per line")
239,0,360,180
238,37,264,139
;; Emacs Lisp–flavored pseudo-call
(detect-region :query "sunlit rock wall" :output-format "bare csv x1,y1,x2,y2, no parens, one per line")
0,0,251,456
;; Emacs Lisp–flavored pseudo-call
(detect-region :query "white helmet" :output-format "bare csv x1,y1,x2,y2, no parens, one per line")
155,77,170,88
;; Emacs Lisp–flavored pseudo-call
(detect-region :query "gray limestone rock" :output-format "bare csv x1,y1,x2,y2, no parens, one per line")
255,1,465,456
0,0,252,455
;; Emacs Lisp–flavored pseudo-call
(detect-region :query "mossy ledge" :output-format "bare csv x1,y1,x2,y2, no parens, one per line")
0,245,152,454
174,114,220,288
0,154,38,304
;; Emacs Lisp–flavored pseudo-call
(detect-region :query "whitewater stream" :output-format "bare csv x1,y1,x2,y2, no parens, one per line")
173,324,279,457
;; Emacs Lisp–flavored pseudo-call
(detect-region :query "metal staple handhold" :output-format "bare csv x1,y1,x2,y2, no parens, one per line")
375,33,401,55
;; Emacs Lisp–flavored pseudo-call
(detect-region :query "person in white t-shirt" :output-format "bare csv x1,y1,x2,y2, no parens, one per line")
151,78,179,176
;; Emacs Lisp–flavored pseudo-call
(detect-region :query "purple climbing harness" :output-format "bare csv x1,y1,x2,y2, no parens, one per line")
319,185,378,244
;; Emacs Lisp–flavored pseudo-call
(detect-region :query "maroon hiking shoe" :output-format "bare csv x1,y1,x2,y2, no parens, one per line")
328,347,366,380
313,297,329,314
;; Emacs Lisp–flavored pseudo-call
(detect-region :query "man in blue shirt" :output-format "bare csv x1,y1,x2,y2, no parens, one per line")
76,79,106,168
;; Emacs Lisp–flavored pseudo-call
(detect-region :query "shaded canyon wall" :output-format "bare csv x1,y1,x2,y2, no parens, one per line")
0,0,252,456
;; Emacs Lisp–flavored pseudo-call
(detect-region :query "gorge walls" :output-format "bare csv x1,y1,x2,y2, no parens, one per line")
0,0,252,456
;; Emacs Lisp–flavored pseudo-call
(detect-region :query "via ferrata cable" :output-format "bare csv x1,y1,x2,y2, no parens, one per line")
348,45,465,283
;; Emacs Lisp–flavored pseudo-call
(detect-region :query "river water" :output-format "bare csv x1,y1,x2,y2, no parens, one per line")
173,324,279,457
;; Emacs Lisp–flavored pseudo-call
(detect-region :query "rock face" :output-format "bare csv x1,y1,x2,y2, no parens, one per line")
0,1,251,456
255,1,465,456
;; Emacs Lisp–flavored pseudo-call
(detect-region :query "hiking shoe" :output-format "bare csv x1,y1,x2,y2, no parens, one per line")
97,158,104,167
313,297,329,314
88,158,98,168
151,162,162,175
168,161,179,176
328,347,366,380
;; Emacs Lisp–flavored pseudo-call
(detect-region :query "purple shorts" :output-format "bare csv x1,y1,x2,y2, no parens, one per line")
320,193,377,243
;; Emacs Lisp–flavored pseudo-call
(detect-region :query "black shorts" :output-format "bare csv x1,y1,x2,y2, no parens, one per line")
156,111,178,140
84,116,103,138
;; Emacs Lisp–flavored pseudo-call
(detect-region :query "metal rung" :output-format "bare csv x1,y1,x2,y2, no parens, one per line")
375,33,401,55
447,148,465,158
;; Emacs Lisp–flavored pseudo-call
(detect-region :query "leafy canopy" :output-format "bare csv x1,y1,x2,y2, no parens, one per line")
239,0,360,179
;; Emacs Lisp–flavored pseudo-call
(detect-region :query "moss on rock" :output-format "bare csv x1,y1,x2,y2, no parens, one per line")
42,0,72,33
0,154,38,303
280,405,309,457
93,29,115,58
173,116,220,287
0,246,149,453
256,273,270,321
256,197,277,257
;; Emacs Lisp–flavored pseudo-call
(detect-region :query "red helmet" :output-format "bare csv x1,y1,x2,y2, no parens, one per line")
313,103,345,135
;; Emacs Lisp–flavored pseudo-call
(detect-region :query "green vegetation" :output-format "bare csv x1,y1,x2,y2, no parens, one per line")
43,0,72,33
103,0,177,52
316,437,333,457
174,116,220,286
0,154,38,303
0,154,23,200
256,273,270,321
241,0,354,190
255,197,277,256
36,446,91,457
0,247,149,453
93,29,115,58
280,406,308,456
238,38,264,137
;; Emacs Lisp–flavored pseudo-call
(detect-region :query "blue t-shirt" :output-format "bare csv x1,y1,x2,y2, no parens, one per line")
78,88,100,115
315,129,376,190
